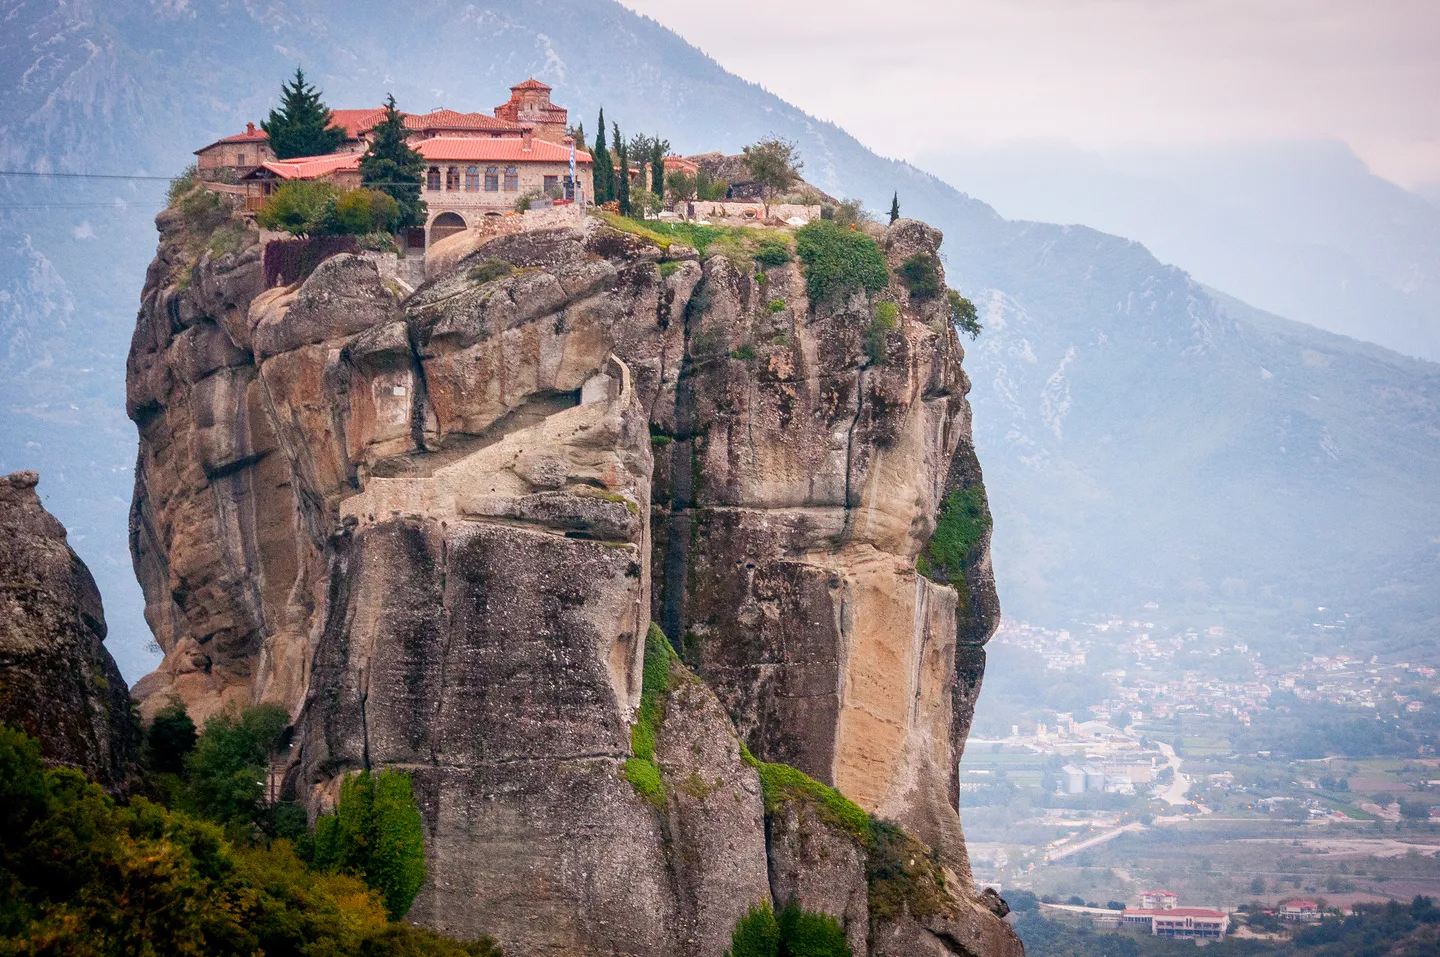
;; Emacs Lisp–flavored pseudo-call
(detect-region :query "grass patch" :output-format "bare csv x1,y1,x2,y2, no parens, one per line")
795,220,889,307
768,298,787,313
866,819,949,923
754,237,794,267
659,261,683,279
731,343,757,361
916,483,990,584
468,259,515,284
626,624,679,808
740,745,871,845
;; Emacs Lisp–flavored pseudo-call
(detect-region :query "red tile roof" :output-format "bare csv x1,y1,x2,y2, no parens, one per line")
328,108,388,138
415,137,592,164
256,153,361,180
405,109,523,133
1155,909,1227,919
511,78,552,91
326,108,522,139
194,124,268,154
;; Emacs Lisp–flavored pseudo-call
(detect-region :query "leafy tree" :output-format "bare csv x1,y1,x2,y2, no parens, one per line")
889,192,900,224
613,121,632,216
1251,875,1267,895
741,137,802,216
566,120,586,147
359,93,427,229
147,699,197,774
592,109,614,204
313,769,428,921
186,704,289,834
0,724,500,955
318,188,401,236
262,67,345,159
947,289,982,339
256,180,340,234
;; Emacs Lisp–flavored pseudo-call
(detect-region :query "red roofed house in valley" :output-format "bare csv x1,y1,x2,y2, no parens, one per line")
1281,901,1321,922
1140,890,1179,910
202,79,591,247
1151,909,1228,940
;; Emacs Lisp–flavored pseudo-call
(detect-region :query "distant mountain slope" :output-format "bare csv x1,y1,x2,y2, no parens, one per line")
1,0,1436,678
920,140,1440,363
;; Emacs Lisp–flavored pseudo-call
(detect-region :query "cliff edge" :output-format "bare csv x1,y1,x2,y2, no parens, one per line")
125,197,1018,956
0,471,139,792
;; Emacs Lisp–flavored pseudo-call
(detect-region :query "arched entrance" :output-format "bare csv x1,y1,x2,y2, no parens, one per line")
429,212,467,244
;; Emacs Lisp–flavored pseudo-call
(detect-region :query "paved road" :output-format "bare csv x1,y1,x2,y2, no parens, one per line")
1154,740,1193,806
1046,822,1145,862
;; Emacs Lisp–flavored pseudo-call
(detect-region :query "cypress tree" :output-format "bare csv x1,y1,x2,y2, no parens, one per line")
359,94,427,229
650,136,669,205
592,109,613,204
889,191,901,224
613,122,631,216
261,67,345,159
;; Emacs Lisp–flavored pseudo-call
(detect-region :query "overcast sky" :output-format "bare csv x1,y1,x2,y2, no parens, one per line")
617,0,1440,189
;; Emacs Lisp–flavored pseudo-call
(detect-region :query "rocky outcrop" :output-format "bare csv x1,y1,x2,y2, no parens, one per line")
0,471,139,791
126,201,1018,956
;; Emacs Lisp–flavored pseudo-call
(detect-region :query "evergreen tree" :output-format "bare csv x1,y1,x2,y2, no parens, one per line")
889,191,900,223
650,136,669,204
741,137,802,217
592,109,614,204
613,122,631,216
262,67,345,159
359,94,427,229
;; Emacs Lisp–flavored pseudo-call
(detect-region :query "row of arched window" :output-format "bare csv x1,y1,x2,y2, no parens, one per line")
426,166,520,192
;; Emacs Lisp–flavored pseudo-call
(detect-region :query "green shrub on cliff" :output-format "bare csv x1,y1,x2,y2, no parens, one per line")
185,703,289,835
625,624,679,808
795,221,888,307
947,289,982,339
899,253,942,300
916,483,990,585
725,900,851,957
313,768,428,920
0,724,499,955
739,746,870,845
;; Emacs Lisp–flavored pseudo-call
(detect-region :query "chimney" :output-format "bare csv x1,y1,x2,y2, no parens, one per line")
247,122,256,134
522,127,533,152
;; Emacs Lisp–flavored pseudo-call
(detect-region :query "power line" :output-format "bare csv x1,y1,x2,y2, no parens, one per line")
0,170,174,182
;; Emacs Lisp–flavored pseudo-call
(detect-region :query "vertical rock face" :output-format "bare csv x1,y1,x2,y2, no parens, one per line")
126,202,1019,956
0,471,139,791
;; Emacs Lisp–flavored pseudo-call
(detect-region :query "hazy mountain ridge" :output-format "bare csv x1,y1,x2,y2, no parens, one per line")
1,0,1435,679
920,140,1440,362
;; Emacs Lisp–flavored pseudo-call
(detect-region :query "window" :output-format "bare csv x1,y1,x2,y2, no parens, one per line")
237,152,246,166
563,175,575,200
543,175,558,195
465,166,479,191
427,167,441,191
446,167,460,191
504,167,519,191
485,167,499,191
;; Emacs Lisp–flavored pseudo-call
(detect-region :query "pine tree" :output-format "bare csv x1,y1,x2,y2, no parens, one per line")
261,67,345,159
613,122,631,216
359,94,427,229
889,191,901,224
592,109,613,204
